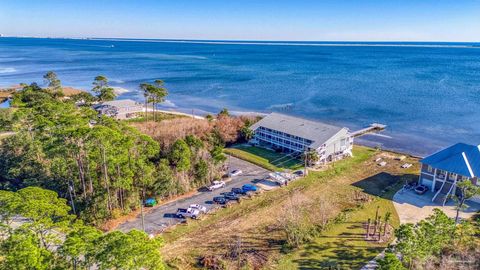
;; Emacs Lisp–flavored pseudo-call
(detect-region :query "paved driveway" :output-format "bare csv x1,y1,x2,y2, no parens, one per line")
393,189,480,224
117,156,271,234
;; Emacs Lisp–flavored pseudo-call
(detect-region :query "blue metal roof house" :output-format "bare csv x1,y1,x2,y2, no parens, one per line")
419,143,480,205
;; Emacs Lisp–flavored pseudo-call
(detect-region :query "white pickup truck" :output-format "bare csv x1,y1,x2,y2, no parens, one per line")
176,208,200,219
268,172,289,186
189,204,207,213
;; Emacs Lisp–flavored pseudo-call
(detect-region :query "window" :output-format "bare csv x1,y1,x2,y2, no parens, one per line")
427,166,433,173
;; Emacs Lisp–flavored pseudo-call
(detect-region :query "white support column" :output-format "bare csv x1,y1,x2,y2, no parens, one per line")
432,168,437,191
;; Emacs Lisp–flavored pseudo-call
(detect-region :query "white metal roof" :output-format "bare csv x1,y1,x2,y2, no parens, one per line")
250,112,347,149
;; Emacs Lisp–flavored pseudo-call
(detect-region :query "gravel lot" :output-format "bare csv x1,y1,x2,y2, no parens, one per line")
117,156,271,234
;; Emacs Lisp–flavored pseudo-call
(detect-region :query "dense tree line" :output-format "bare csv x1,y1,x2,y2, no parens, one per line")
0,81,159,224
0,187,165,270
0,73,232,225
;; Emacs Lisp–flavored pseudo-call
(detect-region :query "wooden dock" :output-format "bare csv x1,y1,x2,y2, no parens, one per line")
351,123,387,137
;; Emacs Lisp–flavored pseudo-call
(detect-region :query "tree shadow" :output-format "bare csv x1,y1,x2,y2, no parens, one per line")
351,172,418,199
293,239,384,269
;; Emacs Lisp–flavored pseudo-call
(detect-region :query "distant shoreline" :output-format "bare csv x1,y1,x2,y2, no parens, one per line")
2,36,479,49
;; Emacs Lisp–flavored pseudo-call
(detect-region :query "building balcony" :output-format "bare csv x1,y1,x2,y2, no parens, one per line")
255,130,311,146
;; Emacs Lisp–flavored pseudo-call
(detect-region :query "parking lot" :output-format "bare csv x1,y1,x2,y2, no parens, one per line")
117,156,271,234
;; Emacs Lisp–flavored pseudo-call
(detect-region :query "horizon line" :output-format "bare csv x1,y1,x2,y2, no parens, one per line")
2,36,479,49
2,35,479,44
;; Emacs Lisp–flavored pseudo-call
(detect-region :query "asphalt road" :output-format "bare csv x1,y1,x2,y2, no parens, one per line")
117,156,271,234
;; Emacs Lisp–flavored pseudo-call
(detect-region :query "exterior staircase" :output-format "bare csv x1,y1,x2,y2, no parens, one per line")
433,181,452,205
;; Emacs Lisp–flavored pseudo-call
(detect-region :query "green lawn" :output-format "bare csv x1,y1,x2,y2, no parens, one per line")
224,145,304,171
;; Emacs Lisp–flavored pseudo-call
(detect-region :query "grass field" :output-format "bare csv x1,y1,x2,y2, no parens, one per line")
224,145,304,171
161,146,420,269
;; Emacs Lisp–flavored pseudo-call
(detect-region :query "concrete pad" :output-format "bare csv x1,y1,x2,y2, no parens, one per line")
393,190,480,224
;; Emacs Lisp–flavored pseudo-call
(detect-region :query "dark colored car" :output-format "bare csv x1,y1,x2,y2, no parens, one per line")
144,198,157,207
232,187,248,195
293,170,305,177
213,196,227,204
223,192,240,202
242,184,258,192
414,185,429,195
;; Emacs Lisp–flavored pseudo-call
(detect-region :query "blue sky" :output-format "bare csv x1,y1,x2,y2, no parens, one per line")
1,0,479,41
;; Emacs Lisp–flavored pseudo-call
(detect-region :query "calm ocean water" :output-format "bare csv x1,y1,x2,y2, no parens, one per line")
1,37,479,156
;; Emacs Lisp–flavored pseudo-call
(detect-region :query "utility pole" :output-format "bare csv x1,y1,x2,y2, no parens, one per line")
304,150,308,176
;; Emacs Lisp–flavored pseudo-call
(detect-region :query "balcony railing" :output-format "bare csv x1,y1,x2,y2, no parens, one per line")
256,138,306,152
256,129,312,145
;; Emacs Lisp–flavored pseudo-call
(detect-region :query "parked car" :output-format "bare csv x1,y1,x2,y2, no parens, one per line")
189,204,207,213
414,185,429,195
144,198,157,207
293,170,305,177
207,180,226,191
242,184,258,192
213,196,228,205
223,192,241,202
229,169,243,177
268,172,288,186
231,187,248,195
176,208,200,219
